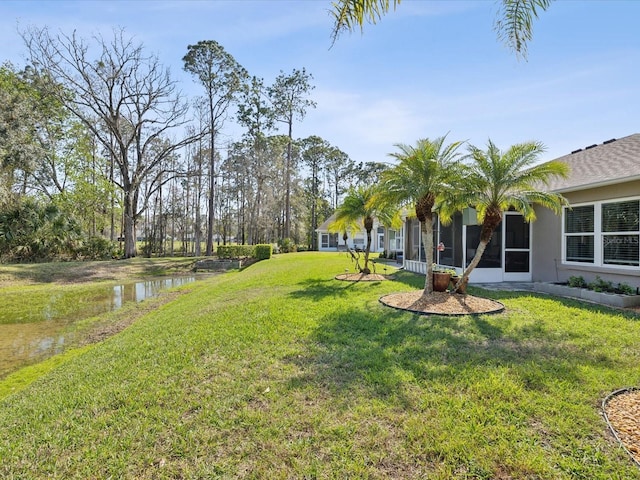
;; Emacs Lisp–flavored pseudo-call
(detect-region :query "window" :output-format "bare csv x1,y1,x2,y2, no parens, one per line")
602,200,639,266
563,198,639,268
395,228,404,252
388,229,404,252
321,233,338,249
564,205,594,263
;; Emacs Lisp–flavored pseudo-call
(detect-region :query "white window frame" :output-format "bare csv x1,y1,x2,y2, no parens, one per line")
562,196,640,269
387,228,404,252
353,233,365,247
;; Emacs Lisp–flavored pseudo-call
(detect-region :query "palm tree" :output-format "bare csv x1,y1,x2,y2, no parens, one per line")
330,184,399,274
444,140,568,290
381,136,465,295
330,0,552,59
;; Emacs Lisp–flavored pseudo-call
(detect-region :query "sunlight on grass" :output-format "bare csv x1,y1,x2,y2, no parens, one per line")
0,252,639,478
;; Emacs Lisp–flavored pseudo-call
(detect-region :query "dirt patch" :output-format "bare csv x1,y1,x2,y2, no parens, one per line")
335,273,394,282
605,389,640,466
0,257,199,287
78,291,186,346
380,290,504,316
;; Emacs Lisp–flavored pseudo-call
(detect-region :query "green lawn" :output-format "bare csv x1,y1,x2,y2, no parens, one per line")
1,252,639,479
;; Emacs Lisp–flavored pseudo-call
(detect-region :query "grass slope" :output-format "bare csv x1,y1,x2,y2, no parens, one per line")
1,252,639,479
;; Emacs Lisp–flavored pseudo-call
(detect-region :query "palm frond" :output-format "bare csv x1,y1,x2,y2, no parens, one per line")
465,138,568,223
494,0,553,60
330,0,401,45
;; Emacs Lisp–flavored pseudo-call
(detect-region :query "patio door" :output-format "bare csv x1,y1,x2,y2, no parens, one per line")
502,213,531,281
463,212,531,283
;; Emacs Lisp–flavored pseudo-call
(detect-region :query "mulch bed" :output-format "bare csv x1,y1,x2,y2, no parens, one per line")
604,389,640,466
379,290,504,316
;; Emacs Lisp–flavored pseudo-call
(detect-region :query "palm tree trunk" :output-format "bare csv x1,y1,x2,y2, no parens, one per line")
362,227,372,274
421,216,434,296
456,240,489,290
455,210,502,291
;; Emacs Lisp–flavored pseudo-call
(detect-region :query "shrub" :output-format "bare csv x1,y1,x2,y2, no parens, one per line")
568,275,587,288
254,244,272,260
589,275,614,293
567,275,637,295
279,238,297,253
78,236,117,260
0,199,82,261
432,263,457,275
617,283,636,295
217,245,254,259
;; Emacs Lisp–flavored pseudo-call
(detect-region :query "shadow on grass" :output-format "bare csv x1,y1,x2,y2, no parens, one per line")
287,278,361,301
475,288,640,320
385,269,425,290
285,298,622,403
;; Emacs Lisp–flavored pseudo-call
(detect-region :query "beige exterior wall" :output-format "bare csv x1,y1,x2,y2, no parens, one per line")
531,206,562,282
561,179,640,204
532,180,640,288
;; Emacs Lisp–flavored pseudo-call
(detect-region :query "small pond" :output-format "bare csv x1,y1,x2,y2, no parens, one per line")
0,276,196,379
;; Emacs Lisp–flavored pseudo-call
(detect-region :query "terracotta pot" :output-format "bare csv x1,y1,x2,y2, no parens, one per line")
451,276,468,294
433,272,451,292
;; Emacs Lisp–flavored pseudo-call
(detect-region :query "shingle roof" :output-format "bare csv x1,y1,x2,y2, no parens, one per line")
543,133,640,192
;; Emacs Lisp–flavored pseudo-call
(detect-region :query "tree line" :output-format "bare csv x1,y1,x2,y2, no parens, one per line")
0,28,381,261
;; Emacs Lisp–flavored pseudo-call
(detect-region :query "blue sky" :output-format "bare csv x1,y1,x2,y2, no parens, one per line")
1,0,639,166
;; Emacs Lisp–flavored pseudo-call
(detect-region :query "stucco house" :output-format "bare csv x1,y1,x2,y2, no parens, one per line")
403,133,640,289
315,213,404,257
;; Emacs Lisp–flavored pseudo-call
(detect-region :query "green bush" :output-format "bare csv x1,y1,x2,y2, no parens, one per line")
278,238,297,253
217,245,254,259
617,283,636,295
589,275,614,293
254,244,272,260
568,275,587,288
78,236,117,260
568,275,636,295
0,199,82,261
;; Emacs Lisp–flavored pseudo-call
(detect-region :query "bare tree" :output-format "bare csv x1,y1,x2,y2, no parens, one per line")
22,27,202,257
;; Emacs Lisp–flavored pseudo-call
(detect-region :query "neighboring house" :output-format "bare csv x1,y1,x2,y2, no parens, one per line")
315,213,404,256
403,133,640,287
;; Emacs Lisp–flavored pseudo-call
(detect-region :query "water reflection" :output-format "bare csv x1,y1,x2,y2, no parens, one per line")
0,276,196,379
111,277,194,309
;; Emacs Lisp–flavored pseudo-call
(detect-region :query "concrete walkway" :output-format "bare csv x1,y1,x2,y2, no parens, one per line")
472,282,537,292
